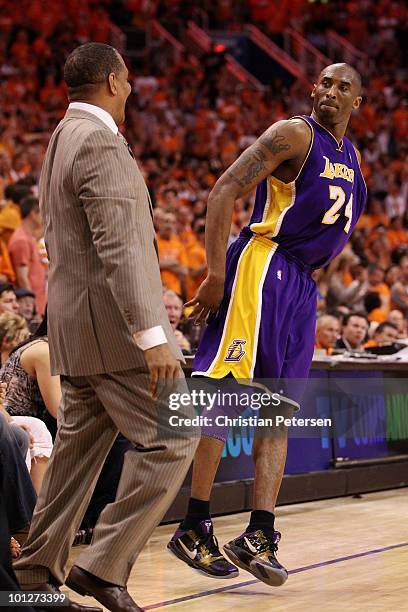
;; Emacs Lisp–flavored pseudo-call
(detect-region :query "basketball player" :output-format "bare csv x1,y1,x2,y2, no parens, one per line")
168,64,366,586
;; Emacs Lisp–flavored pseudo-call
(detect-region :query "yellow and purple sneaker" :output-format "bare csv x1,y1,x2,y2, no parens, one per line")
223,529,288,587
168,519,239,579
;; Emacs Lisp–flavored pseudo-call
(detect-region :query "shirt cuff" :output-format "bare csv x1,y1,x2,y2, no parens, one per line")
134,325,167,351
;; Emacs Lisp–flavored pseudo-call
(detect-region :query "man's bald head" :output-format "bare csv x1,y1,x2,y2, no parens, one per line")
318,63,362,95
312,62,363,127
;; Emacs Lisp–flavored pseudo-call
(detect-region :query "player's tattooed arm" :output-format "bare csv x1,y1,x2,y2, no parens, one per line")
225,120,300,194
201,119,310,288
259,130,291,155
227,147,268,188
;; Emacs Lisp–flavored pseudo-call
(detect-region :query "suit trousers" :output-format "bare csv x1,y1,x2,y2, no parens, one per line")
14,368,199,587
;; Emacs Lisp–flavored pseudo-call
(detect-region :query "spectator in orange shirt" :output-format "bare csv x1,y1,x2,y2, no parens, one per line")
177,207,197,251
368,200,389,229
0,230,16,284
8,197,46,316
387,216,408,250
364,292,387,323
315,315,341,354
156,212,188,297
186,220,207,301
367,264,391,313
365,321,399,348
1,184,28,245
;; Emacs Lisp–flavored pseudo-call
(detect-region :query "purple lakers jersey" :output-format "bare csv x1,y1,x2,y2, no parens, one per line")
246,115,367,269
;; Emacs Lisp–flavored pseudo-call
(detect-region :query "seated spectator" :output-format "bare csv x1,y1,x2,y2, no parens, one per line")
365,321,399,348
15,288,38,331
364,292,387,323
366,234,392,270
391,255,408,316
315,315,340,354
387,216,408,249
163,289,191,353
8,196,46,316
365,321,405,355
1,316,59,428
0,184,27,245
0,312,52,494
326,256,368,310
0,411,36,577
0,311,29,364
0,283,19,315
335,313,369,351
186,219,207,301
1,312,133,539
388,310,408,339
0,226,15,283
366,264,390,314
385,265,400,287
156,212,188,297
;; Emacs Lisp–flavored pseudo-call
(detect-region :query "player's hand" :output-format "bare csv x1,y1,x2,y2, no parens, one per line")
185,275,225,325
143,343,183,400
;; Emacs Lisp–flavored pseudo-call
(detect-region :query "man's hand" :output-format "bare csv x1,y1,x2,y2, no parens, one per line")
142,342,183,400
185,275,225,324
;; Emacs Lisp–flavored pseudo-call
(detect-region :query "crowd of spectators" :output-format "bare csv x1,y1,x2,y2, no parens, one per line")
0,0,406,352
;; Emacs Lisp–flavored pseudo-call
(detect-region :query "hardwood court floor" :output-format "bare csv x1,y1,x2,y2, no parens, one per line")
66,488,408,611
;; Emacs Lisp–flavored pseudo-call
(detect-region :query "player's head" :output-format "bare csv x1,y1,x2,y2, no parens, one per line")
64,43,131,125
311,63,362,127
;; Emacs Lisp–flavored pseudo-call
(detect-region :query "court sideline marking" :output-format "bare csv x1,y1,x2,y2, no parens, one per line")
143,540,408,610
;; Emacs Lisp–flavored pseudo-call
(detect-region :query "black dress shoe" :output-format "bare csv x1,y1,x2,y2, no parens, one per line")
22,582,102,612
66,566,142,612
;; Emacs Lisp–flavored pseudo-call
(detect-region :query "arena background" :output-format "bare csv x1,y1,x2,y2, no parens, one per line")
0,0,407,518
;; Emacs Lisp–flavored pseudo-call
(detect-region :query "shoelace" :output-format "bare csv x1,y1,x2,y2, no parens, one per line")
255,530,281,553
200,533,223,559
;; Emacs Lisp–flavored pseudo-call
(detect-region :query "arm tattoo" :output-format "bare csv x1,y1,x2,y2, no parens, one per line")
227,147,267,187
259,130,290,155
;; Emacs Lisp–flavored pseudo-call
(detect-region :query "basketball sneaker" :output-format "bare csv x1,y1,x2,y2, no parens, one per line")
223,529,288,587
168,519,239,579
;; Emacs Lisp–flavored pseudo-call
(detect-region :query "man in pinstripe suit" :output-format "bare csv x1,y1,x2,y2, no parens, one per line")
14,43,198,612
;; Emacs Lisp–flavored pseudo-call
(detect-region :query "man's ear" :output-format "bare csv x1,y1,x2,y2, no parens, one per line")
108,72,117,96
353,96,362,110
311,83,317,99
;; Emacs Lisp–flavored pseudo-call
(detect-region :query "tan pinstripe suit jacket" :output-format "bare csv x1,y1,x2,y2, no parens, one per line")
40,108,182,376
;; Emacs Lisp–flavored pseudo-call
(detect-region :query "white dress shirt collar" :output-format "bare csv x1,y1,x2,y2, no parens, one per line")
68,102,118,134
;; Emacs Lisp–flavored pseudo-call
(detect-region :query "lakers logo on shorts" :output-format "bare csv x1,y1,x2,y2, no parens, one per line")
225,339,247,362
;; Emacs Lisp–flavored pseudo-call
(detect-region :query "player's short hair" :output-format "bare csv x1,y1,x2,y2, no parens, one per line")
319,63,362,93
64,42,123,99
20,195,39,219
